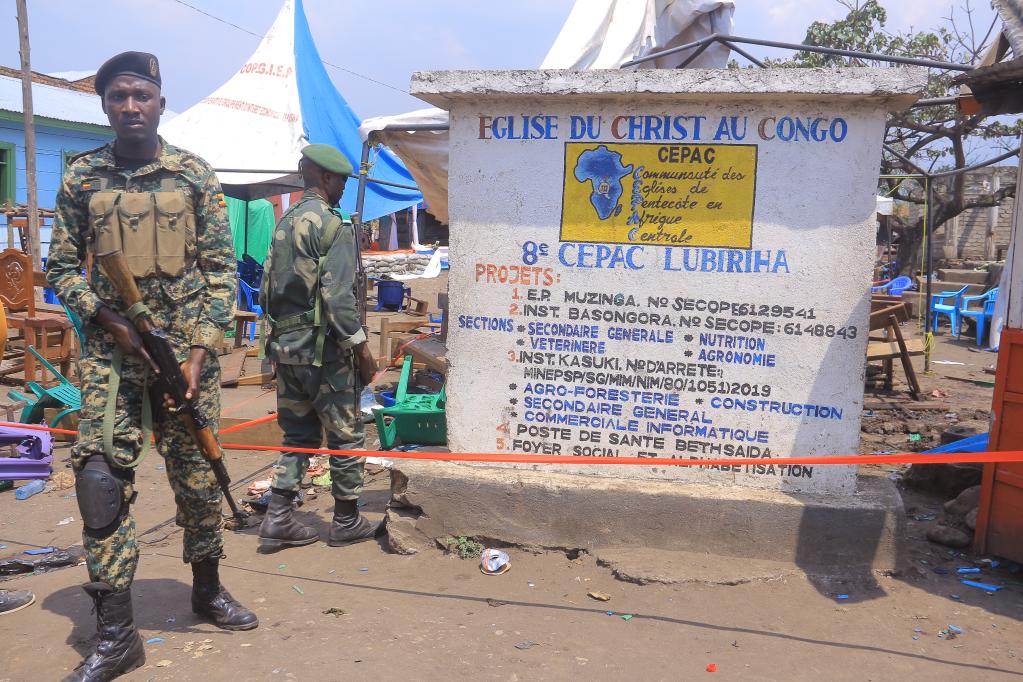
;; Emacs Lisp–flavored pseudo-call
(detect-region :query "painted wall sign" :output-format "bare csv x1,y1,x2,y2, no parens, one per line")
413,69,927,497
560,142,757,247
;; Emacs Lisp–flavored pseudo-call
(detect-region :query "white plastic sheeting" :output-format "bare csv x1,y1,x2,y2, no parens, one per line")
541,0,735,70
359,0,733,225
359,107,450,223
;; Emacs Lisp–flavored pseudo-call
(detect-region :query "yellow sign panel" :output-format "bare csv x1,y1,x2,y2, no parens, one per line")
560,142,757,248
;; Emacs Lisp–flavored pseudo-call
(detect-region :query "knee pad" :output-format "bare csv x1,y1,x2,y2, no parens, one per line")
75,456,132,539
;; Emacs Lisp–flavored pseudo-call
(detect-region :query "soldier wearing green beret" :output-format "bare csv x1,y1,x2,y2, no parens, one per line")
257,143,382,552
47,51,258,682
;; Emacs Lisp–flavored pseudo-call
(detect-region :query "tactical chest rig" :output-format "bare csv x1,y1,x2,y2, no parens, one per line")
86,176,196,278
75,176,200,531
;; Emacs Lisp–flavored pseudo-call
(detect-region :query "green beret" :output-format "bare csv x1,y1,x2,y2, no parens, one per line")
95,51,161,95
301,144,353,176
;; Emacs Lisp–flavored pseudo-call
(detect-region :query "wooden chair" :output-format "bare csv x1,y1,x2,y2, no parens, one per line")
866,299,923,399
0,248,74,385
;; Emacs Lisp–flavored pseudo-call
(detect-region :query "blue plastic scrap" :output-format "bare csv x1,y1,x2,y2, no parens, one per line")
836,594,850,600
957,567,981,574
961,579,1003,592
23,547,56,555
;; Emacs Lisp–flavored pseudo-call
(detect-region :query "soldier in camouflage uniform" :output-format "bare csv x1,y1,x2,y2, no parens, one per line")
46,52,257,682
257,143,380,552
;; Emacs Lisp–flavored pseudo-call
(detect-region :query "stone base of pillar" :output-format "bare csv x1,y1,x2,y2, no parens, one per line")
386,462,905,583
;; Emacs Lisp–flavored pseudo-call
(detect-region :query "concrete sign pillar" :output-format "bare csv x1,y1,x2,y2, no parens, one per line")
412,68,926,497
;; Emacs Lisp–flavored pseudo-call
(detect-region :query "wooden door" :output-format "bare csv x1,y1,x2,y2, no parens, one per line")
975,327,1023,561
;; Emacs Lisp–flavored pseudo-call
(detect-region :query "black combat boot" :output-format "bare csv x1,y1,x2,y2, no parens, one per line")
62,582,145,682
191,557,259,631
327,499,384,546
257,489,319,552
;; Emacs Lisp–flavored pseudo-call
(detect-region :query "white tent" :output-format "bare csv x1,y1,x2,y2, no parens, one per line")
359,0,735,225
161,0,421,219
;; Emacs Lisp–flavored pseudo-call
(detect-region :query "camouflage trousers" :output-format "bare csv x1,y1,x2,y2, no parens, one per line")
73,329,224,593
272,358,365,501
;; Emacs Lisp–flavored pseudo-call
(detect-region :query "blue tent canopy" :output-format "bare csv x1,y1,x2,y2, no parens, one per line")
293,0,422,220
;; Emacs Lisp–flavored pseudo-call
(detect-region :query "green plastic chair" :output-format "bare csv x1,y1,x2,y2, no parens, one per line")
7,345,81,426
374,355,446,450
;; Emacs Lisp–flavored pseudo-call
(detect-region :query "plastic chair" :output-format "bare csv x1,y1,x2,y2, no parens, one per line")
930,284,970,334
7,345,81,426
871,275,913,296
374,355,446,450
238,279,263,342
959,288,998,346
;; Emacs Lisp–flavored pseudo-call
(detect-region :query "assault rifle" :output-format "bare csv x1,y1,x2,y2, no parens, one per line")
98,250,248,527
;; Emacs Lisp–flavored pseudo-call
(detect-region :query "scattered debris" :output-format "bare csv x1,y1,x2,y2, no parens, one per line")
481,548,511,575
706,663,718,672
322,608,347,617
292,584,304,595
514,641,539,650
50,471,75,490
933,361,965,366
621,614,634,621
957,567,981,574
23,547,55,555
14,480,45,500
486,598,508,608
939,625,963,641
961,579,1003,592
358,567,369,572
836,595,850,600
931,389,950,398
57,516,74,526
908,433,922,442
156,660,172,667
587,591,612,602
312,471,332,487
146,637,164,645
247,479,272,495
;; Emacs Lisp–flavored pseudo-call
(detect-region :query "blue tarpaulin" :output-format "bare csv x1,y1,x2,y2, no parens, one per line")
292,0,421,220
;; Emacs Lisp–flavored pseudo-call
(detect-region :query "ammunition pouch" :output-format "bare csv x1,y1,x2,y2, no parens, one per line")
88,178,195,278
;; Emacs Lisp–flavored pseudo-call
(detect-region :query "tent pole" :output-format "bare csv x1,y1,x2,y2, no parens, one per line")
355,141,370,222
354,141,371,329
924,177,933,373
244,199,249,257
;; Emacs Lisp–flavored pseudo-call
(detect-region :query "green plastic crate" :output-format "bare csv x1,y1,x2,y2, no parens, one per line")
375,355,446,450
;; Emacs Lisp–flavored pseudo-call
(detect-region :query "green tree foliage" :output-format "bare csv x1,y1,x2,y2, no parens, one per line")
771,1,1020,272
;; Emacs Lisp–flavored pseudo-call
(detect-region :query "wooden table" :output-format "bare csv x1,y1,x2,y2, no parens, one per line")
233,311,258,349
404,336,448,374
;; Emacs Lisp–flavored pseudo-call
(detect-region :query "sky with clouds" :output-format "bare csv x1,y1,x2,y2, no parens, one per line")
0,0,1000,119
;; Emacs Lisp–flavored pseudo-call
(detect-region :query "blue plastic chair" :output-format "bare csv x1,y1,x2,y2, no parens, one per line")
871,275,913,296
238,279,262,342
930,285,970,334
959,288,998,346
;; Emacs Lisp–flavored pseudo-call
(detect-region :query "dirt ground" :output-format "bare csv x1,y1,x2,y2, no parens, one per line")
2,301,1022,681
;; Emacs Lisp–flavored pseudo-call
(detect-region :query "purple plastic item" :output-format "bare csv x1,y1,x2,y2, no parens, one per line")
0,424,53,481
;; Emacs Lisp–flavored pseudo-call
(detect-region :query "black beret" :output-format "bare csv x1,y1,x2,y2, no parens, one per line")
95,51,161,95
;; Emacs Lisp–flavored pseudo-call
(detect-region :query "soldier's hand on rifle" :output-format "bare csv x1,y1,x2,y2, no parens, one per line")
95,306,159,373
164,347,207,409
355,342,376,387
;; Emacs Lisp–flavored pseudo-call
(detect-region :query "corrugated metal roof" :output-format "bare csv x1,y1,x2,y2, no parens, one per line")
0,73,109,126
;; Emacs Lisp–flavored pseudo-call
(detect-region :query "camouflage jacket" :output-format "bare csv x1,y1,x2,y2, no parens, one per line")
46,139,236,355
259,190,365,365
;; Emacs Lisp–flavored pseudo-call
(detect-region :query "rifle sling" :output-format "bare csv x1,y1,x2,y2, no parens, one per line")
102,346,153,469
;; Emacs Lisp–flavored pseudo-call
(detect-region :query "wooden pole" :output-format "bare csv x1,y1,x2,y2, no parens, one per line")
16,0,40,268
